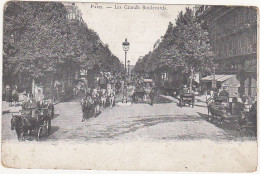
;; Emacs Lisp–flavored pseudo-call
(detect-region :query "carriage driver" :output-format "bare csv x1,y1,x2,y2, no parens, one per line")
182,85,189,94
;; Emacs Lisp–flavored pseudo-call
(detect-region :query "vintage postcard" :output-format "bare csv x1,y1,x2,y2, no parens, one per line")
1,1,258,172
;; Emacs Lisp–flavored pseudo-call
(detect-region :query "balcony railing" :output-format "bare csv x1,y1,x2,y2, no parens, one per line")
215,21,256,40
218,44,256,59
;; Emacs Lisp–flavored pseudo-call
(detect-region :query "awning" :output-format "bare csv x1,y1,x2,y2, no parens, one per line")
201,75,235,82
143,79,153,83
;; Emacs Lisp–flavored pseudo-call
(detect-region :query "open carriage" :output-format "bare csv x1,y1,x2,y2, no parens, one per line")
207,96,257,137
206,94,240,124
11,100,53,141
132,79,154,103
179,93,195,107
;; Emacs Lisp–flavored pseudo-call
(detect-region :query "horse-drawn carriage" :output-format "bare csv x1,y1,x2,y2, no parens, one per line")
179,93,195,107
239,102,257,137
11,100,54,141
206,94,238,125
132,79,154,103
132,89,146,103
207,96,257,137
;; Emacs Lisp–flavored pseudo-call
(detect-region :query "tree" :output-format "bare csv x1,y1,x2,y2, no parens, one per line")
174,8,215,91
134,8,215,92
4,2,71,79
3,1,123,89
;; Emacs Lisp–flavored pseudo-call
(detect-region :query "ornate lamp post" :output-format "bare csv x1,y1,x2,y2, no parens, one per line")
127,60,130,76
122,38,130,103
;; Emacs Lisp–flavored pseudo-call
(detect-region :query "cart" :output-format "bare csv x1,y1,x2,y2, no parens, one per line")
13,99,53,141
35,107,52,141
133,89,146,103
238,102,257,137
207,100,245,125
179,93,195,107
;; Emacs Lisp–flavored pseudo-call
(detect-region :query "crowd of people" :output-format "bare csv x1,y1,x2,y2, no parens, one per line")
3,85,19,107
80,72,120,122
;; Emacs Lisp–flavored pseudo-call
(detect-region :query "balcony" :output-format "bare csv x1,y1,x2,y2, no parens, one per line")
217,44,256,60
215,22,256,41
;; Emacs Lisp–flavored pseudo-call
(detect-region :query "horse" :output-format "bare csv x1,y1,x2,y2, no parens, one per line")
100,89,107,108
11,115,24,141
11,113,38,141
73,87,80,98
100,94,107,108
92,89,101,116
107,90,115,108
93,96,100,117
81,97,94,122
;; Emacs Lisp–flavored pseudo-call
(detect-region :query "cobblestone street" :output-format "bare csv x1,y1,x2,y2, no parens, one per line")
2,94,246,142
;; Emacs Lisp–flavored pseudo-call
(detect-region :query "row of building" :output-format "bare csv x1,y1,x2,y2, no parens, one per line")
152,6,257,100
195,6,257,100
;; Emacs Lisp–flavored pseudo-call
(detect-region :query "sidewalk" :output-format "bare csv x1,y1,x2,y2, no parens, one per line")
2,101,22,114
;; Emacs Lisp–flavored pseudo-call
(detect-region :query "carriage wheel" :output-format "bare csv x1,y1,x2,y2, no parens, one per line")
50,107,54,118
52,109,54,118
36,127,42,141
47,120,51,135
179,99,182,107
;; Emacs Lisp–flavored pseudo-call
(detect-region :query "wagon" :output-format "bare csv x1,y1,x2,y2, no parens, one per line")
132,89,146,103
11,100,53,141
207,100,245,126
35,107,52,141
238,102,257,137
179,93,195,107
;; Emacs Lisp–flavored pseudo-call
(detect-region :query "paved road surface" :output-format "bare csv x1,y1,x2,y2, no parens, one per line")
2,94,246,142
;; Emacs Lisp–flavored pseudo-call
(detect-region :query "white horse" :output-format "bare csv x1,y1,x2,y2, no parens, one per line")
73,87,80,97
107,89,115,108
92,89,100,116
100,89,107,108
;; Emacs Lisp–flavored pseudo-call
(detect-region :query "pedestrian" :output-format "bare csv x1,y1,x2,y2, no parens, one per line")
5,85,12,106
81,95,92,122
92,88,100,117
149,88,155,106
12,86,19,107
232,93,238,103
132,90,137,103
182,85,189,94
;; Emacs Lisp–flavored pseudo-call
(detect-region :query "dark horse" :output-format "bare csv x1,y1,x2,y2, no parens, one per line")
11,114,38,141
11,115,24,141
81,97,94,122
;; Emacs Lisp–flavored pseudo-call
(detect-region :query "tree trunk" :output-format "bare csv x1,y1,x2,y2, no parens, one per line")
32,78,35,99
189,68,193,93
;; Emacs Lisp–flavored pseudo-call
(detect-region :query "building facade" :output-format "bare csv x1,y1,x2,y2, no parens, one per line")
197,6,257,99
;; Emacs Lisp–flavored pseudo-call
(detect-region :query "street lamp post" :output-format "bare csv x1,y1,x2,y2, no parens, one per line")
122,38,130,103
127,60,130,76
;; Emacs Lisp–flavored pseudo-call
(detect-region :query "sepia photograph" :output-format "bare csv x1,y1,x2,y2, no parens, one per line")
1,0,258,172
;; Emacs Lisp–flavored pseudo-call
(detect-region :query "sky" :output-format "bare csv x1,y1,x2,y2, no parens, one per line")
76,3,193,65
